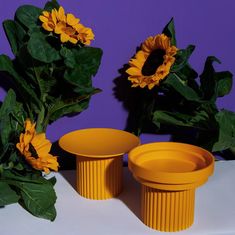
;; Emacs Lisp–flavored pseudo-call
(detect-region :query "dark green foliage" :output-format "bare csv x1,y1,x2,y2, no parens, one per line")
0,0,102,220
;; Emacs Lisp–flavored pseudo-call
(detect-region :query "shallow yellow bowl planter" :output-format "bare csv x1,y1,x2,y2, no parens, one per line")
59,128,140,200
128,142,214,232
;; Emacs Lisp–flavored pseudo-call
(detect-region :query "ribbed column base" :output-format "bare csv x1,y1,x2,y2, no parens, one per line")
76,156,123,200
141,185,195,232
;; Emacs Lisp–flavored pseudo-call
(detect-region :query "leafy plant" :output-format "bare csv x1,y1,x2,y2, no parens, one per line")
0,0,103,220
121,18,235,157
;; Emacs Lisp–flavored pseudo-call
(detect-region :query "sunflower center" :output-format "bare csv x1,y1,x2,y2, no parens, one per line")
29,143,39,159
142,49,166,76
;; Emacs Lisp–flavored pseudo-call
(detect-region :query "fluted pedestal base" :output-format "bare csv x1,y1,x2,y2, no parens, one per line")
141,185,195,232
76,156,123,200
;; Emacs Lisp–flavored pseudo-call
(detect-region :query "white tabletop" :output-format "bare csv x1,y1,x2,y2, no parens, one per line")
1,161,235,235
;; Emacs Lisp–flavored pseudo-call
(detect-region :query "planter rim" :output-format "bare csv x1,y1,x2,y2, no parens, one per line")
128,142,214,186
59,128,140,158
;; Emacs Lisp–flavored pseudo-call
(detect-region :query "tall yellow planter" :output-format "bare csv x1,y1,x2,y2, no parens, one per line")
128,142,214,232
59,128,140,200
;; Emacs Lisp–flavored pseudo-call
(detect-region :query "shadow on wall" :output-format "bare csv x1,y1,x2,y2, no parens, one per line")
113,63,159,136
0,72,12,91
51,141,76,170
112,64,235,160
113,64,197,142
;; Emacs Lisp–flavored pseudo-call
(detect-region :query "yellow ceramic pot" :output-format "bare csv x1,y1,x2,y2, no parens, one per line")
59,128,140,200
128,142,214,232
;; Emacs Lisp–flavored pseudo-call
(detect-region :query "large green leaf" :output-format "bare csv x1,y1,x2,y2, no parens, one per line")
17,45,56,99
0,55,41,109
27,32,61,63
3,20,26,55
200,56,220,101
63,47,103,86
19,181,57,221
0,182,19,206
0,89,25,146
200,56,233,101
164,73,201,101
215,71,233,97
2,170,57,220
171,45,195,72
212,110,235,152
46,95,91,123
162,18,176,46
15,5,42,30
153,110,209,130
153,111,190,128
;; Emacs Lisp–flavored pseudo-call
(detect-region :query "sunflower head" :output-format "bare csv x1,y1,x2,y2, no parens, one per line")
16,119,59,174
39,6,94,45
126,34,178,90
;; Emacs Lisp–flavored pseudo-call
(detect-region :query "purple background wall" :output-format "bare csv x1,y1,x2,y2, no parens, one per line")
0,0,235,144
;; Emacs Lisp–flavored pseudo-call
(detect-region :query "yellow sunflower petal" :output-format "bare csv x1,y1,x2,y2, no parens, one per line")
66,13,79,26
129,58,144,69
126,33,178,89
39,15,48,23
42,23,54,31
126,67,142,76
57,6,66,21
42,11,50,17
54,21,66,34
31,133,51,153
51,9,57,25
25,119,36,133
69,37,78,44
148,82,157,90
16,119,59,174
135,51,148,61
60,33,70,42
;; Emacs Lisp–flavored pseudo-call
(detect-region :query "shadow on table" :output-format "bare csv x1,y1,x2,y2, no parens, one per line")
60,170,76,189
59,167,142,221
117,168,142,221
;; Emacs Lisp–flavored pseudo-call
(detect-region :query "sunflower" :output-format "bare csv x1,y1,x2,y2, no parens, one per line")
39,6,94,45
54,21,79,44
39,9,57,32
126,34,178,89
16,119,59,174
75,23,95,45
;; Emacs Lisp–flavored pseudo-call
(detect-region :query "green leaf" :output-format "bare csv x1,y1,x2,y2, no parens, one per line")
164,73,201,101
171,45,195,72
47,95,91,123
17,45,56,100
0,182,19,206
27,32,61,63
2,170,57,220
212,110,235,152
215,71,233,97
200,56,233,100
200,56,220,101
44,0,60,11
63,47,103,86
3,20,26,55
0,55,41,109
153,110,209,130
19,181,57,221
162,18,176,46
0,89,25,146
153,111,190,128
15,5,42,30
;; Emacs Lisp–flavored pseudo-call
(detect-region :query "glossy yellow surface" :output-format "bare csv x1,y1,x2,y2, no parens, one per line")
128,142,214,186
128,142,214,232
59,128,140,158
59,128,140,199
